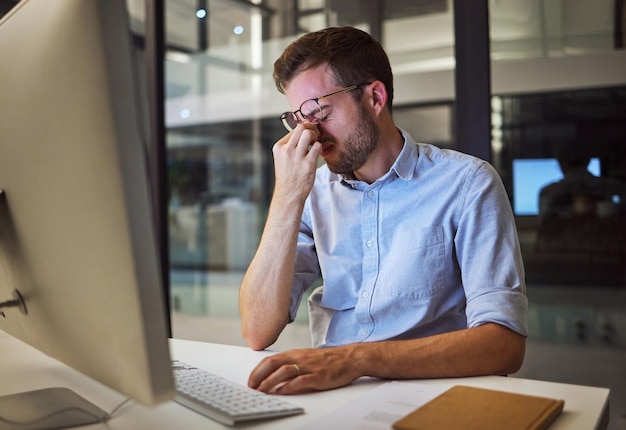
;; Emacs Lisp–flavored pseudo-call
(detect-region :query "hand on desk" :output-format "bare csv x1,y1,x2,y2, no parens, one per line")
248,346,360,395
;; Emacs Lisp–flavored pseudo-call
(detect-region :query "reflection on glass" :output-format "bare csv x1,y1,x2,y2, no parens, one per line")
490,0,618,60
498,87,626,288
513,158,601,216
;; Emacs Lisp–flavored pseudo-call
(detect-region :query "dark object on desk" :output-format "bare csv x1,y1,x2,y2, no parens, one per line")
392,385,564,430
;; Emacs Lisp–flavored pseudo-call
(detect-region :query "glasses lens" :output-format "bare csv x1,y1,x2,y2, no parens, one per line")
280,112,299,131
300,100,323,123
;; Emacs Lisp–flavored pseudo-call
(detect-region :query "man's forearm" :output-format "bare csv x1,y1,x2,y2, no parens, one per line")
240,124,321,350
350,323,525,380
248,323,526,394
239,192,306,350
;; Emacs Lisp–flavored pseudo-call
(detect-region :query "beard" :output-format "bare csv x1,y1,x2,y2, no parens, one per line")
324,103,380,175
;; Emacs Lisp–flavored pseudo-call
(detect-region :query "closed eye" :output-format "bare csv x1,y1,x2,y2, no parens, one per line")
318,106,332,122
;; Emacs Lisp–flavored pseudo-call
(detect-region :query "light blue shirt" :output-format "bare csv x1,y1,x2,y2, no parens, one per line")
290,129,528,348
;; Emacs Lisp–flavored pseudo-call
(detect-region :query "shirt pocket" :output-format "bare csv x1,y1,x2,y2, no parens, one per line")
386,225,446,298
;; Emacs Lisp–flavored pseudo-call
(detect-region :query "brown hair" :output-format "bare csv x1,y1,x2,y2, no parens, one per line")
273,27,394,111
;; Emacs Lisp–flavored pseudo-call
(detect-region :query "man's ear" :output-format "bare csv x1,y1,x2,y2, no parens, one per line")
367,81,388,115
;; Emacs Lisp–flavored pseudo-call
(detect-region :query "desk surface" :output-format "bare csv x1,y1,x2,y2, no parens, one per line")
0,331,610,429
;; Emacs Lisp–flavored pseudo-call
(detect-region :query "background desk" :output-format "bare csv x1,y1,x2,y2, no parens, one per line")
0,332,610,429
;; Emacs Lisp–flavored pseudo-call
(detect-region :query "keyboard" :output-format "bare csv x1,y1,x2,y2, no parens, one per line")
172,360,305,426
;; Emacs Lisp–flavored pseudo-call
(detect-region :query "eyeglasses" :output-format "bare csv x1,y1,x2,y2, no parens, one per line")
279,82,371,131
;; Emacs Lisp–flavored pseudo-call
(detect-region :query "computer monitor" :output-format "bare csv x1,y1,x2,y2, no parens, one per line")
0,0,174,426
512,157,601,216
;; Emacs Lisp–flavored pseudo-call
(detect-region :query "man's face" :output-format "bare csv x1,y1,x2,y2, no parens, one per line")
324,101,380,175
285,65,380,175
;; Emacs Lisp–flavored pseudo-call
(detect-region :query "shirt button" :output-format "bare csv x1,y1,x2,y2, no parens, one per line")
366,240,374,247
362,291,369,298
360,329,368,337
367,190,374,198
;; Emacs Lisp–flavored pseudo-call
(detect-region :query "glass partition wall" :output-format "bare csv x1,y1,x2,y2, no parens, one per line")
489,0,626,290
488,0,626,355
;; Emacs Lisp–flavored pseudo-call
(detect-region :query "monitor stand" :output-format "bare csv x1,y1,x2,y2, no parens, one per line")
0,388,109,429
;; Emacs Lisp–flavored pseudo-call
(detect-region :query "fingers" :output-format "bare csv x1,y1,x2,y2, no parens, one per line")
277,124,320,156
296,127,319,153
259,364,302,394
272,124,321,196
247,348,356,395
307,140,322,159
248,356,306,394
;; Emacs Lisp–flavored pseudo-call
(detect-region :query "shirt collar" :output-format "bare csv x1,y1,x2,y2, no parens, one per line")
391,128,419,181
339,127,419,187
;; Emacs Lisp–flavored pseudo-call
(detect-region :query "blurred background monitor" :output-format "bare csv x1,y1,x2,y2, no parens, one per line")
0,0,173,426
512,157,601,216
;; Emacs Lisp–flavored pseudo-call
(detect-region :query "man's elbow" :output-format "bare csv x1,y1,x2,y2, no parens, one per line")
241,324,270,351
240,318,285,351
499,330,526,375
243,333,275,351
245,338,271,352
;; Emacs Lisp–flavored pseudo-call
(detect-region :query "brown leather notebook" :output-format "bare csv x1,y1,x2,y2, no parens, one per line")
392,385,564,430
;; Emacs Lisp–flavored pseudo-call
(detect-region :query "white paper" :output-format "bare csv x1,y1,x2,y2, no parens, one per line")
296,381,447,430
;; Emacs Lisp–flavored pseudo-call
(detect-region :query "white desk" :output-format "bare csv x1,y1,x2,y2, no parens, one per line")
0,332,610,429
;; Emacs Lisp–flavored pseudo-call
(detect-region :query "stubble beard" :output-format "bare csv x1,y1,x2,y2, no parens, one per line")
324,104,381,176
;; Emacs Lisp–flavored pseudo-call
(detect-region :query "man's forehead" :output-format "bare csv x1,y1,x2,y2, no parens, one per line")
285,64,336,105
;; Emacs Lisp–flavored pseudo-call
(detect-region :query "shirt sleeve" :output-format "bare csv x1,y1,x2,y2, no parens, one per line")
288,200,322,322
455,161,529,336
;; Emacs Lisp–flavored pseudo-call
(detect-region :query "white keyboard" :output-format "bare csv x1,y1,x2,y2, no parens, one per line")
172,360,304,426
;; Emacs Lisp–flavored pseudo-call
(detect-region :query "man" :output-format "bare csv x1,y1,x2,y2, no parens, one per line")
239,27,527,395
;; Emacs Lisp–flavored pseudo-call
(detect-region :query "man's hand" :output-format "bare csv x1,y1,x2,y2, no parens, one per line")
272,124,321,202
247,346,361,395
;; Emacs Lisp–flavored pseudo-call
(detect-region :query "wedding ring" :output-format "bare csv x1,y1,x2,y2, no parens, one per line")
292,363,301,376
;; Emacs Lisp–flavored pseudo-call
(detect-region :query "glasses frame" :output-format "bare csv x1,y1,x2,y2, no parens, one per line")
279,82,371,131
